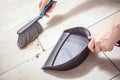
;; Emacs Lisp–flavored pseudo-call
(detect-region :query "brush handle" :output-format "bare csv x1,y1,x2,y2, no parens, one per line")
39,0,57,18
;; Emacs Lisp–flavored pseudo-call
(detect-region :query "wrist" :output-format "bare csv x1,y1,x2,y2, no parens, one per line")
112,12,120,31
112,23,120,32
111,23,120,40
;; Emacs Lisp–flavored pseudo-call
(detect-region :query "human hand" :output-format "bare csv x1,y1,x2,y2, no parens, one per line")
88,24,120,53
39,0,56,17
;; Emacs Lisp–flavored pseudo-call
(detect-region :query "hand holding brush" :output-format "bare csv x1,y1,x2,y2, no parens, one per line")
17,0,57,48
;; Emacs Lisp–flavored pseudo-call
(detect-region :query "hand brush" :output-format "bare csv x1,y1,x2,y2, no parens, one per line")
17,0,56,48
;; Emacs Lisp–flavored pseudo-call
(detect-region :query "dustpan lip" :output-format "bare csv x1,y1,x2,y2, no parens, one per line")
64,27,91,37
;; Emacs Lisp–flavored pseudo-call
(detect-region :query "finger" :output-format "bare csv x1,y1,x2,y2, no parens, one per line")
39,2,46,13
108,46,114,52
45,14,49,17
101,44,113,52
101,46,107,52
104,45,113,52
94,42,101,53
39,1,42,8
88,36,91,39
88,39,95,52
39,1,42,13
47,3,56,13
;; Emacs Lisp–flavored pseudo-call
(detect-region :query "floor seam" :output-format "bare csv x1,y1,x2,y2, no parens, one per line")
0,58,29,76
0,54,38,76
87,9,120,29
0,18,33,37
102,52,120,72
0,45,52,76
102,52,120,80
109,73,120,80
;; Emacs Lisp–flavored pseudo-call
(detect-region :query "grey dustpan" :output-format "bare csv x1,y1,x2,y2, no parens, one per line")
42,27,91,71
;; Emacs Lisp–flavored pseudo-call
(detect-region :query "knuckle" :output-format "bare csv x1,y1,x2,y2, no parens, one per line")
95,40,100,45
108,49,112,52
101,44,107,52
95,50,100,53
105,46,111,51
88,46,93,52
101,44,105,49
88,45,92,51
108,46,114,51
42,1,47,5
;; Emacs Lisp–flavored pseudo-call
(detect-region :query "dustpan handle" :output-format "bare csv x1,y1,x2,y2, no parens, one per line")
39,0,57,18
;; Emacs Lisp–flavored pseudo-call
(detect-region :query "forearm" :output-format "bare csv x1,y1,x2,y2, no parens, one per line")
111,12,120,39
112,12,120,27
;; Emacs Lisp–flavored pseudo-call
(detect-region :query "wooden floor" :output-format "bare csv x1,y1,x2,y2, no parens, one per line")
0,0,120,80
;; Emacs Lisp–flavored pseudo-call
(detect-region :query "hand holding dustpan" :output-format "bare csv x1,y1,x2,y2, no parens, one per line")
42,27,120,71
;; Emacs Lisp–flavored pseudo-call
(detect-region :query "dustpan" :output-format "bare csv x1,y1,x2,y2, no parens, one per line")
42,27,91,71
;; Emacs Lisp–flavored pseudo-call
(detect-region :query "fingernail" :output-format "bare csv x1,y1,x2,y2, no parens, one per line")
88,36,91,39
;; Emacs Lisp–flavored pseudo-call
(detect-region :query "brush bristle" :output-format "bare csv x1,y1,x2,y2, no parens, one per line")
17,16,40,34
17,32,27,48
17,21,42,48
